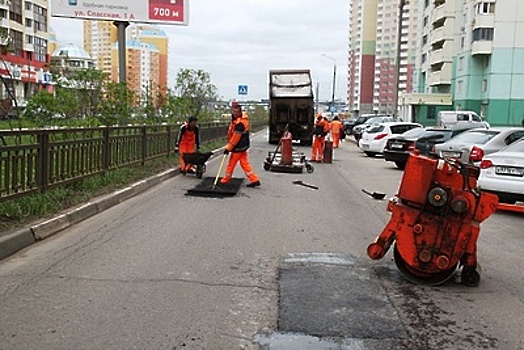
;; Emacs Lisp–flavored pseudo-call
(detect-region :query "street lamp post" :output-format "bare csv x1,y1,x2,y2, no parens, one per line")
322,54,337,116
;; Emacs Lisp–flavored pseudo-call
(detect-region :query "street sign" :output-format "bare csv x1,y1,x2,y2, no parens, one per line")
51,0,189,26
238,85,248,95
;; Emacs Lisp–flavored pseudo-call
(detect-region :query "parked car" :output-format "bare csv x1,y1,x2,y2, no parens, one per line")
383,126,479,169
437,110,490,129
353,115,394,142
435,127,524,165
343,117,357,134
478,139,524,204
344,114,378,135
358,122,423,157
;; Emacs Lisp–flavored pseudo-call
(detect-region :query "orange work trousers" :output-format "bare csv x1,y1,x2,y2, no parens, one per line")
220,151,259,184
332,133,341,148
311,136,325,161
179,142,196,171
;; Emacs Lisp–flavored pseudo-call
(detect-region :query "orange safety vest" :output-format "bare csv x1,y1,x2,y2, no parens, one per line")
226,115,250,152
176,122,200,148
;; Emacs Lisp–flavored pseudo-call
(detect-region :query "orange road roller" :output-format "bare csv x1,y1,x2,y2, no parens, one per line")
367,150,499,287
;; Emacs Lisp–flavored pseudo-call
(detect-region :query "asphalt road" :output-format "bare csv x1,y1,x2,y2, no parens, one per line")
0,131,522,350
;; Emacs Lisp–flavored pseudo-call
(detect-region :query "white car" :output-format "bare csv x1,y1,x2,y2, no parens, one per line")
358,122,423,157
478,139,524,204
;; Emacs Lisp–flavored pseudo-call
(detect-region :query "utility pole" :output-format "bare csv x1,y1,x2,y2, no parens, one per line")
321,54,337,116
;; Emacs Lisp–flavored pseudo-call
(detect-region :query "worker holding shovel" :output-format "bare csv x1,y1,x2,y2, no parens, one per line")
220,102,261,188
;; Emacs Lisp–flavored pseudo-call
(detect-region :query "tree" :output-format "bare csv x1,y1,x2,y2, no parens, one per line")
173,68,219,120
67,68,108,119
97,82,135,125
23,90,63,126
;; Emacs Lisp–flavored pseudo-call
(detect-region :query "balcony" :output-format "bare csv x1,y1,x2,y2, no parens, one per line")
428,63,452,86
430,24,454,45
433,2,454,23
472,40,493,55
429,44,452,66
473,14,494,29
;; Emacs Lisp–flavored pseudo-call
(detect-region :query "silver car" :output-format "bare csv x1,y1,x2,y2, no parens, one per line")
435,127,524,164
478,139,524,204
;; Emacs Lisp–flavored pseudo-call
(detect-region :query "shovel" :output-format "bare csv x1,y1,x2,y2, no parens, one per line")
293,180,319,190
362,189,386,200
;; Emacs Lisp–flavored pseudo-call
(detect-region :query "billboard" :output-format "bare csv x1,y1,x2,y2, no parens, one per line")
50,0,189,26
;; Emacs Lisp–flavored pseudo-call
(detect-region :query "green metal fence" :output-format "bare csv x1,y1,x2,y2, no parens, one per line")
0,122,265,202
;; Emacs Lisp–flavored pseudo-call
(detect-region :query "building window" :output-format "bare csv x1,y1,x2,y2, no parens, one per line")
476,2,495,14
459,57,465,71
9,0,23,24
457,80,463,95
10,30,23,56
34,37,47,62
473,28,494,41
33,5,48,32
482,79,488,93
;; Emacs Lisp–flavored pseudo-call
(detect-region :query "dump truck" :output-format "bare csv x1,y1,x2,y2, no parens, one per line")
268,69,315,145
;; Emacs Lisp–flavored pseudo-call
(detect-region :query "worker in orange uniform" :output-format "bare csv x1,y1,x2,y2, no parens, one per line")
330,115,344,148
174,116,200,174
311,114,330,162
220,103,261,188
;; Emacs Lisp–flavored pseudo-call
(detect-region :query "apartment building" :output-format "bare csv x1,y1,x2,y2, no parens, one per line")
408,0,524,126
348,0,418,116
375,0,418,115
83,21,168,107
111,39,161,107
0,0,52,116
348,0,377,115
128,25,168,103
452,0,524,125
83,20,118,78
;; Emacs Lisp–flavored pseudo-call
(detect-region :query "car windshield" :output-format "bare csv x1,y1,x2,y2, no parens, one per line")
448,130,499,144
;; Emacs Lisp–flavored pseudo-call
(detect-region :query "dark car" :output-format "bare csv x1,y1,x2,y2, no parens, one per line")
383,126,479,169
344,114,377,135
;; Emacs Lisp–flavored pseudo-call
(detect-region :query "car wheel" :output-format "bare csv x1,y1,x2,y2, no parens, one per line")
394,161,406,170
364,151,376,157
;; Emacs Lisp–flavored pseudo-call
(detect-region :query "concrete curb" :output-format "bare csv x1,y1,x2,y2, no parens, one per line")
0,228,35,260
0,168,179,261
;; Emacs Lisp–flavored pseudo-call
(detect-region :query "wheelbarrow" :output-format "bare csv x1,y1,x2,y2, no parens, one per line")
182,151,213,178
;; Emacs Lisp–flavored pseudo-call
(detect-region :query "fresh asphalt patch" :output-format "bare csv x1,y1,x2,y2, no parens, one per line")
256,253,407,350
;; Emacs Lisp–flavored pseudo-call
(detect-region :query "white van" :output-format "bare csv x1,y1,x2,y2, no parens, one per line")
437,111,490,129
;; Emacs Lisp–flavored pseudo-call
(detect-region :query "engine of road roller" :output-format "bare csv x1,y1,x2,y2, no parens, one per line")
367,151,499,286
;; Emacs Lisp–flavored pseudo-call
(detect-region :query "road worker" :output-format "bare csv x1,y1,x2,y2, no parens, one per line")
330,115,344,148
221,102,261,188
174,116,200,174
311,114,330,162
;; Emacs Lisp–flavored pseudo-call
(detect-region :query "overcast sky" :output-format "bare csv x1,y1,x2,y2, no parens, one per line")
50,0,349,102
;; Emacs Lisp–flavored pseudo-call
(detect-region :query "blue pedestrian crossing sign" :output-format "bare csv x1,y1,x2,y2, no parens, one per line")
238,85,248,95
